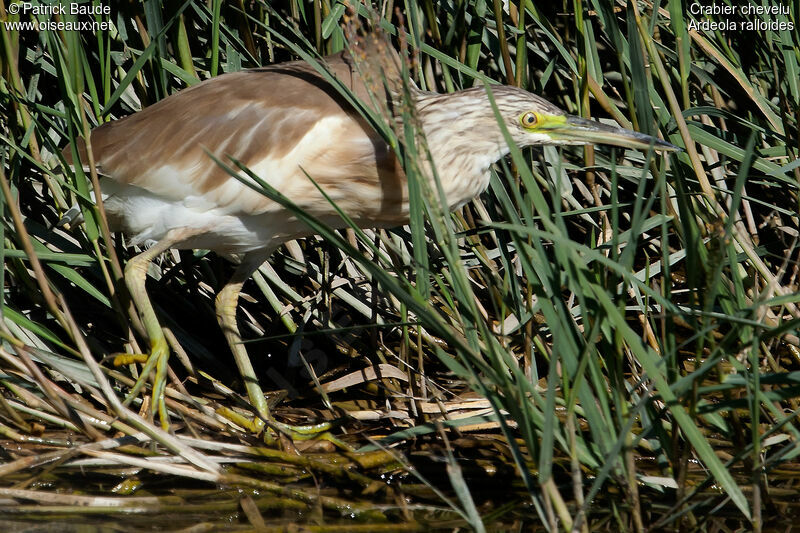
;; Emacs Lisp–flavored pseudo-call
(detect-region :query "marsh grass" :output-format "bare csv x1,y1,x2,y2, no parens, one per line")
1,0,799,531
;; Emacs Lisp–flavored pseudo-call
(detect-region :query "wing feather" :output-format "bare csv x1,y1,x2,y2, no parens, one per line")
63,54,407,224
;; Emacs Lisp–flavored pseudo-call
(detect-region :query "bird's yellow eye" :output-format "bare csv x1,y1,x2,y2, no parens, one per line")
520,112,539,128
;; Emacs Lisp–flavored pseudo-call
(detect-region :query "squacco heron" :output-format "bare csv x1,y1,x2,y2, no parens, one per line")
62,34,676,435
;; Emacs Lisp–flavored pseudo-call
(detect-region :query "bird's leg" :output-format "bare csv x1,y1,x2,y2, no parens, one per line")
121,228,199,429
215,251,335,441
215,251,271,432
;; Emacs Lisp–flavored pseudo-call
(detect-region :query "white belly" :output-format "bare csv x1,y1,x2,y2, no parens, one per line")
102,182,308,254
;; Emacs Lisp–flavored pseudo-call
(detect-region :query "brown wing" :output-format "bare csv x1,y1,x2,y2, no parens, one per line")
63,51,408,224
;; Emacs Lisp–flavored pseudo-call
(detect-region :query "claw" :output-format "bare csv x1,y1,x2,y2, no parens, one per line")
215,406,350,449
216,406,265,433
119,337,171,429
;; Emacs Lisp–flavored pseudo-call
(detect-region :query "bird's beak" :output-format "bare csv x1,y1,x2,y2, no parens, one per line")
548,115,680,152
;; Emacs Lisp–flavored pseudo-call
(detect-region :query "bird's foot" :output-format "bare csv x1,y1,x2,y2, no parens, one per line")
113,353,149,365
116,336,172,430
215,406,265,433
216,406,351,450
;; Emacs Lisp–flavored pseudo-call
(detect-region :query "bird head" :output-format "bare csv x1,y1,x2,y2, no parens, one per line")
487,85,679,152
